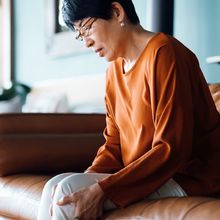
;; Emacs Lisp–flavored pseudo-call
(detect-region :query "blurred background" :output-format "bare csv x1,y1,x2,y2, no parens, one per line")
0,0,220,113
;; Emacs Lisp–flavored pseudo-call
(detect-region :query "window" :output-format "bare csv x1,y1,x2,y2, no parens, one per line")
0,0,13,89
45,0,89,57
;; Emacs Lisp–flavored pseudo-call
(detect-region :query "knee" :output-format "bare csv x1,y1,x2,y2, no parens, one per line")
54,172,110,198
43,175,59,195
43,173,73,197
44,177,55,191
42,177,56,197
51,173,111,219
51,175,83,220
54,173,84,199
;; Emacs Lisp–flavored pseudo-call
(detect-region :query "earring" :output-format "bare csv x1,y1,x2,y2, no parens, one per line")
120,21,125,27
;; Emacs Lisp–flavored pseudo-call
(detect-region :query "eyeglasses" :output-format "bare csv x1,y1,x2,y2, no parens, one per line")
74,17,97,41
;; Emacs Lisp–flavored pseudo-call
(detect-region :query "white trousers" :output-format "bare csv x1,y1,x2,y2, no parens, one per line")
37,173,187,220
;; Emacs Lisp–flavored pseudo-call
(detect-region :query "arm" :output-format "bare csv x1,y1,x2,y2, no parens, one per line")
86,86,124,174
98,43,194,207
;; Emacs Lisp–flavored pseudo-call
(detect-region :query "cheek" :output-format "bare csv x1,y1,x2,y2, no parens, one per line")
96,25,115,44
93,27,121,59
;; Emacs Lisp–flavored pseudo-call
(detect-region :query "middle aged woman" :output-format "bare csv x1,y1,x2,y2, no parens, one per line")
37,0,220,220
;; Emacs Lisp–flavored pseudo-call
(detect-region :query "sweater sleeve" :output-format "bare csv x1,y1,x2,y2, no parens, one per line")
86,93,124,174
98,43,194,207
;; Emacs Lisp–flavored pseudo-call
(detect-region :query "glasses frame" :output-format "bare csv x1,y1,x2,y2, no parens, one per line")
75,18,97,41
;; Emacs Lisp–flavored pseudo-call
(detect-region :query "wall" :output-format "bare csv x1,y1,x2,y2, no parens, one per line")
14,0,147,85
174,0,220,83
13,0,220,85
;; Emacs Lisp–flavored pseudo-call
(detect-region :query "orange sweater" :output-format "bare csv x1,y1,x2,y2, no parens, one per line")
86,33,220,207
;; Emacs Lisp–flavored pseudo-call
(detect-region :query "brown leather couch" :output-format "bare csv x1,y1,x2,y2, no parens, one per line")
0,84,220,220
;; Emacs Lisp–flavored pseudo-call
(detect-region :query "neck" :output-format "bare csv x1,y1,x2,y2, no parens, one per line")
120,25,155,73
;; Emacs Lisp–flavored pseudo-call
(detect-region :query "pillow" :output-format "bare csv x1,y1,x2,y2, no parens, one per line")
71,103,106,114
0,113,105,176
22,92,69,113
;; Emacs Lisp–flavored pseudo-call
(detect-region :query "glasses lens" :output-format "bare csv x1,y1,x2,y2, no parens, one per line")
74,18,96,41
74,30,82,41
75,30,79,39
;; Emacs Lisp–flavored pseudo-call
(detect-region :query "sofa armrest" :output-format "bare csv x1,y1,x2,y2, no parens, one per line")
209,84,220,113
0,113,105,176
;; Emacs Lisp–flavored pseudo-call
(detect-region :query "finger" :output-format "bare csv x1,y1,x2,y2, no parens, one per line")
57,195,76,206
74,208,80,220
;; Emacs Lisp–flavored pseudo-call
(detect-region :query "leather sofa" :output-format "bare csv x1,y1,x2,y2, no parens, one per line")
0,84,220,220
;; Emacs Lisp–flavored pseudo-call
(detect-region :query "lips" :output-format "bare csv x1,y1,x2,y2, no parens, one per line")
95,48,103,53
94,48,104,57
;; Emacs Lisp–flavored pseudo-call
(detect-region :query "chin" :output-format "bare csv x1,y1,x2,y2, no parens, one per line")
105,57,114,62
104,53,118,62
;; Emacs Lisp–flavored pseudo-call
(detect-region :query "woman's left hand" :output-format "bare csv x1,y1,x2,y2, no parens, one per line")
57,182,106,220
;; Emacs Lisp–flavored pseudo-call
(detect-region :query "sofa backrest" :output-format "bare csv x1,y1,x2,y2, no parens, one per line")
0,113,106,176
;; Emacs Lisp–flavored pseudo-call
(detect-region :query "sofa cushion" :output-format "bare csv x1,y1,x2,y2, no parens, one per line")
0,174,51,219
1,174,220,220
0,113,105,176
102,197,220,220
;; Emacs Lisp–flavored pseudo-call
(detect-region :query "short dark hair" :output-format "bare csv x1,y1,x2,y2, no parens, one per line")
62,0,140,31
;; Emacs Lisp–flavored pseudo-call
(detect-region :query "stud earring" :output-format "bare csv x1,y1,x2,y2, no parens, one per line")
120,21,125,27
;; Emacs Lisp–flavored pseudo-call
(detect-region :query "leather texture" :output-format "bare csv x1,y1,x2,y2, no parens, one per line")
0,85,220,219
0,175,50,220
0,113,105,176
209,84,220,113
102,197,220,220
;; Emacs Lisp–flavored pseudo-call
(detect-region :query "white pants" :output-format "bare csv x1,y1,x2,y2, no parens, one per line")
37,173,187,220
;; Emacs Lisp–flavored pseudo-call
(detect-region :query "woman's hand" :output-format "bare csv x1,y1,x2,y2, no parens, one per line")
57,183,106,220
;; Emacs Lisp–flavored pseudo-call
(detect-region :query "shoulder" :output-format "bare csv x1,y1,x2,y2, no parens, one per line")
146,33,176,57
146,32,194,59
144,33,192,83
144,32,196,71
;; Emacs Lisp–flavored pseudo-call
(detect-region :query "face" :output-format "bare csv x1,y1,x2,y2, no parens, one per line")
73,17,125,61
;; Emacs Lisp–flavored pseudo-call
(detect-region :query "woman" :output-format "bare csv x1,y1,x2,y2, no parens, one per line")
38,0,220,219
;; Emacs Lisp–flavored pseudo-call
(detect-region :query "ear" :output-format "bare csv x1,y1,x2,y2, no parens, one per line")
111,2,125,23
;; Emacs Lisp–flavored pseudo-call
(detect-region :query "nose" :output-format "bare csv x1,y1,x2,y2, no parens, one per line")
84,37,94,48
